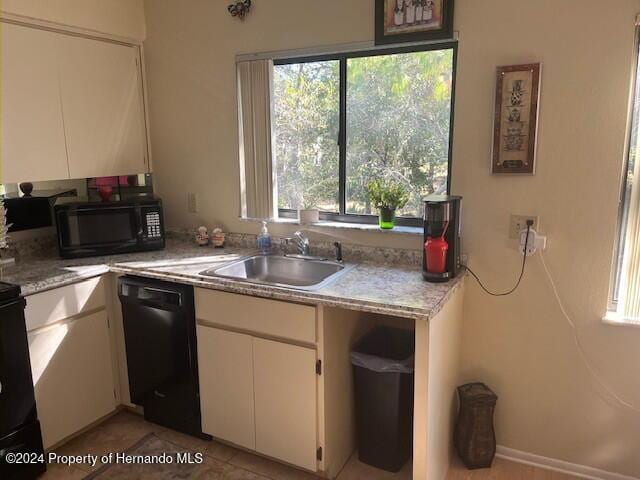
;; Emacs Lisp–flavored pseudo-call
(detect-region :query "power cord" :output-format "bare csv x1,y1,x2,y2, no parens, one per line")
463,220,640,413
461,221,533,296
538,252,640,414
461,220,640,413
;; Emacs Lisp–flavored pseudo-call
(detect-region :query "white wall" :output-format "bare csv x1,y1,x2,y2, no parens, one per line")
1,0,146,40
455,2,640,478
144,0,640,477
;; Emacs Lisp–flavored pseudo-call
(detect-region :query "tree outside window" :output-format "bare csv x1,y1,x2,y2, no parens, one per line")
273,45,455,222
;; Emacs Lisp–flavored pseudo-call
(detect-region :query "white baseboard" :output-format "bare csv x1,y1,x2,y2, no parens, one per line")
496,445,639,480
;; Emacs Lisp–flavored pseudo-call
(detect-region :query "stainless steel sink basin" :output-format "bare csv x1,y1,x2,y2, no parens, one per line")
200,255,354,290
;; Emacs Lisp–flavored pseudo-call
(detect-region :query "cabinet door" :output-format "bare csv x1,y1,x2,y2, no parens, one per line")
28,310,115,449
1,23,69,183
253,338,318,471
57,34,147,178
197,325,255,450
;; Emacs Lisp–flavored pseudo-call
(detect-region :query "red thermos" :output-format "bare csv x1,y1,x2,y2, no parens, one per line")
425,236,449,274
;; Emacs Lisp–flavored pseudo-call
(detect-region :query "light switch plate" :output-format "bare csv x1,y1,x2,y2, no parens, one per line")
509,214,538,239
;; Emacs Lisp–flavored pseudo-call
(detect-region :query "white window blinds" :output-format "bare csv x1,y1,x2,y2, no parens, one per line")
610,21,640,323
617,145,640,322
237,59,275,219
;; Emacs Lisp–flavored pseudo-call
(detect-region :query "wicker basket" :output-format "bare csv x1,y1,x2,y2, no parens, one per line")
454,382,498,469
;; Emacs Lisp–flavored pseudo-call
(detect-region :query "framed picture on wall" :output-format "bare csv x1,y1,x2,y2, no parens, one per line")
375,0,455,45
491,63,542,175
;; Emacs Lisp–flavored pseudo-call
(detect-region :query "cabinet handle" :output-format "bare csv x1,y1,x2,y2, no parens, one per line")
153,390,166,398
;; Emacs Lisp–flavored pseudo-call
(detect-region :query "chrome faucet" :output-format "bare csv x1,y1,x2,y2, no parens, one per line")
289,231,310,255
283,231,310,256
283,232,343,262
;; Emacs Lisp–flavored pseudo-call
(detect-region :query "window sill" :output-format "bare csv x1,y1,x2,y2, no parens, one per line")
240,217,422,235
602,311,640,328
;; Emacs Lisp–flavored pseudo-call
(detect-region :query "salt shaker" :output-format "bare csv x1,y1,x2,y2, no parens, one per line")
195,226,209,246
212,228,225,248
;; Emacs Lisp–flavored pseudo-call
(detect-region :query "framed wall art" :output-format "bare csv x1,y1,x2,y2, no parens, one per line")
375,0,455,45
492,63,541,174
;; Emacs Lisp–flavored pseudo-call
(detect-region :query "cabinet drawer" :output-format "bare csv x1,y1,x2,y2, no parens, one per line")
195,289,316,344
25,277,106,332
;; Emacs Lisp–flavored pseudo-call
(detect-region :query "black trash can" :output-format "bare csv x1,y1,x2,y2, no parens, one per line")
350,327,415,472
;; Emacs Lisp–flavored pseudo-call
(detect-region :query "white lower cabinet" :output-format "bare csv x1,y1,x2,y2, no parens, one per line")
28,310,116,449
197,326,255,450
253,337,318,471
197,323,318,471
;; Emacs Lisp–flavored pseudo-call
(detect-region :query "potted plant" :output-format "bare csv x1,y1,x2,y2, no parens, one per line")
298,199,320,225
367,180,409,230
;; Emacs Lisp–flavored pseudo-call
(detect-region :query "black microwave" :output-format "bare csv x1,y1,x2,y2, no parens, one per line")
54,197,165,259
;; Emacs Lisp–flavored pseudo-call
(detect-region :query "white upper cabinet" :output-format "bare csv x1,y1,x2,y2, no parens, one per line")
1,23,69,183
0,21,149,183
57,35,147,178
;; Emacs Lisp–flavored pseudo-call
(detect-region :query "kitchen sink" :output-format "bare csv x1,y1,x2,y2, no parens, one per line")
200,255,354,290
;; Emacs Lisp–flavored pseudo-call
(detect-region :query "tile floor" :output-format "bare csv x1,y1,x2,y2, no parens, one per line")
39,410,578,480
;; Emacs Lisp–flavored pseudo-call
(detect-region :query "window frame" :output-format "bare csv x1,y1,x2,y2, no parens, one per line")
273,41,458,227
609,23,640,311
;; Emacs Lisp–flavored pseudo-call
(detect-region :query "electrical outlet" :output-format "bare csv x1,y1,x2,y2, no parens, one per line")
187,193,198,214
509,214,538,239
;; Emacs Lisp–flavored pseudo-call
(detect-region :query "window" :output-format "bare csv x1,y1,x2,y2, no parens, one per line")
273,60,340,213
608,23,640,323
272,43,456,226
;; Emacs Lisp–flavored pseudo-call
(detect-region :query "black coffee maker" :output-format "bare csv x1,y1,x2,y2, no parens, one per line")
423,195,462,283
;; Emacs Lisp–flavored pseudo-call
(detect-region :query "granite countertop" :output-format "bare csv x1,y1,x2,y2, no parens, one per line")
0,238,464,321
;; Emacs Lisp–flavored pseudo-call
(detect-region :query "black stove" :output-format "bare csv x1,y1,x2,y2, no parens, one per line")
0,280,46,479
0,281,20,305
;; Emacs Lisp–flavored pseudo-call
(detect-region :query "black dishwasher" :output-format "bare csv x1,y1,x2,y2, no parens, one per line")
118,276,208,439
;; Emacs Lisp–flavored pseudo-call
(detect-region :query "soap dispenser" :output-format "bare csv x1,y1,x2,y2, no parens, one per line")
256,221,272,254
